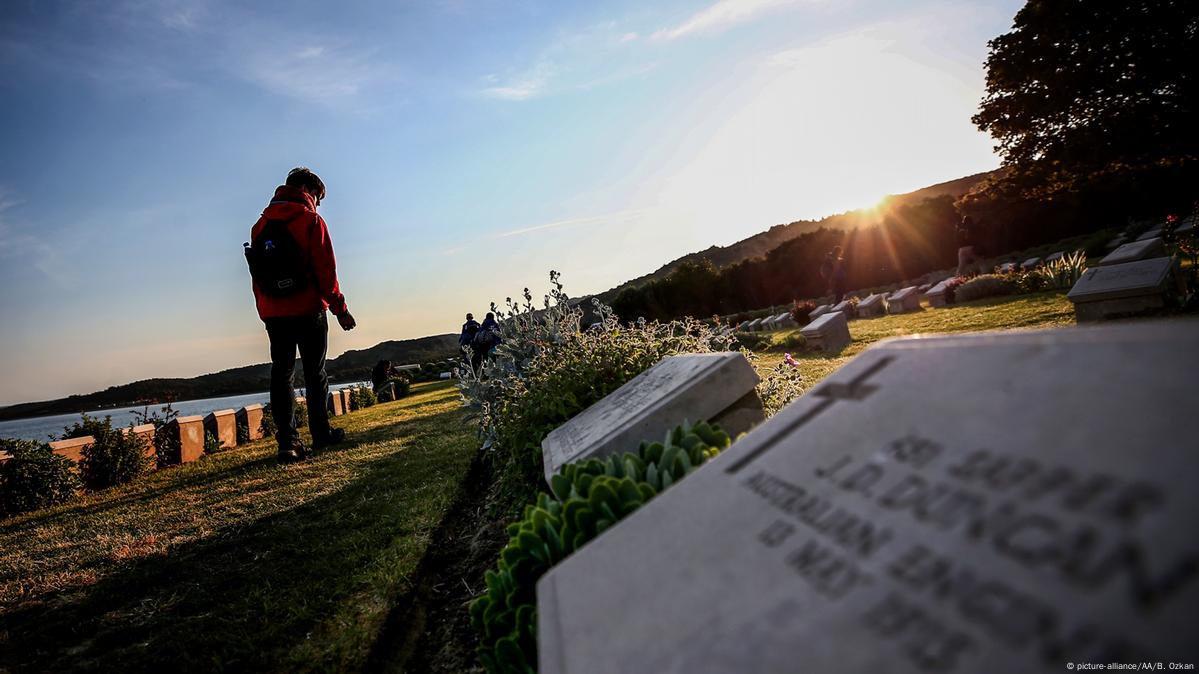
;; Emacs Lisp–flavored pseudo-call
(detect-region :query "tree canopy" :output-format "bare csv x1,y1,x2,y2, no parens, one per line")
973,0,1199,199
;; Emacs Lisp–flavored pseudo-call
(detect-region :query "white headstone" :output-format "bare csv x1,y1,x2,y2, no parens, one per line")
856,293,887,318
541,353,762,482
1067,257,1176,321
1099,238,1166,266
886,287,920,314
800,311,851,353
539,321,1199,674
924,279,953,308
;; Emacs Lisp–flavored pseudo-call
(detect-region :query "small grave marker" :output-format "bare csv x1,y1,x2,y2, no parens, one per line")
800,311,851,353
204,409,237,450
169,415,205,463
541,353,762,483
856,293,886,318
885,287,920,314
924,279,952,308
328,391,345,416
237,404,265,441
1067,257,1176,321
808,305,831,322
1100,238,1166,266
48,435,93,463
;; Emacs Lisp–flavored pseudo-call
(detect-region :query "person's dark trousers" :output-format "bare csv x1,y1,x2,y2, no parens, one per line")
470,346,484,376
264,311,333,452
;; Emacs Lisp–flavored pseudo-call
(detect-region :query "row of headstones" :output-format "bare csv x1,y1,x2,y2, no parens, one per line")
1066,218,1193,321
39,404,267,466
738,312,800,333
16,385,377,467
533,321,1199,671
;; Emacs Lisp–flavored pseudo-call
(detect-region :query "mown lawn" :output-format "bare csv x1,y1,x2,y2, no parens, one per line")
0,381,475,673
749,290,1078,386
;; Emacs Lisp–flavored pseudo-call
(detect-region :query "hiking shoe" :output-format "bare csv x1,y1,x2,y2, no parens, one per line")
277,442,312,464
312,427,345,450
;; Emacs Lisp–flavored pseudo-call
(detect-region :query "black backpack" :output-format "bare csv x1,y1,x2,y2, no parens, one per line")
244,219,309,297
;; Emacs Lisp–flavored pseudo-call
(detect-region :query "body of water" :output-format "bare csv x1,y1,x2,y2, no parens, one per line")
0,383,367,442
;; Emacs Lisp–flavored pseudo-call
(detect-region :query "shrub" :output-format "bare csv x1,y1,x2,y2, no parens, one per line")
388,376,411,399
204,431,223,455
132,403,179,468
954,274,1018,303
0,438,80,517
458,272,734,485
756,357,806,416
470,421,730,674
351,387,377,410
790,300,817,326
61,414,151,491
1035,250,1088,290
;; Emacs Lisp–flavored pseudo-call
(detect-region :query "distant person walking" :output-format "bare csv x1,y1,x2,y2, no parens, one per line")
245,167,356,464
956,215,982,276
475,312,503,360
820,246,849,303
459,313,482,374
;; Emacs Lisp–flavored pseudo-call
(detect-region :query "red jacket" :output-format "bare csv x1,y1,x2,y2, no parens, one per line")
250,185,349,320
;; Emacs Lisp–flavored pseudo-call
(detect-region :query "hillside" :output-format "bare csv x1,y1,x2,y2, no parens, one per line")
0,334,459,421
594,170,995,303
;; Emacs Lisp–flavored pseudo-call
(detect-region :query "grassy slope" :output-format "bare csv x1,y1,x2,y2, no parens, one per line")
0,381,474,673
750,291,1078,389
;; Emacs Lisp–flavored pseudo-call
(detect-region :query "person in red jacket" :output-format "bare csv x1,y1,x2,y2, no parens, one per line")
250,167,357,464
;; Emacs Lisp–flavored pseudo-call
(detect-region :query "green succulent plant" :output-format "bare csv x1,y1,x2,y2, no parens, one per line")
469,420,731,674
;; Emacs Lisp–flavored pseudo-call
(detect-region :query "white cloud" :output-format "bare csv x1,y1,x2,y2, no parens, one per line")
620,32,640,43
494,209,647,238
481,61,556,100
0,190,75,289
652,0,819,41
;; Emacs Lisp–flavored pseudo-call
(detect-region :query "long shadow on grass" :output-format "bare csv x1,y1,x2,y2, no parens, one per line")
0,406,474,674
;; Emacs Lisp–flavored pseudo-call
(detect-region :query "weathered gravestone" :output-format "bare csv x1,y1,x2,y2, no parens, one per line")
48,436,93,463
1021,257,1042,271
886,287,920,314
809,305,832,322
856,293,886,318
237,404,265,441
831,300,856,320
1100,238,1166,266
925,279,952,308
204,409,237,450
120,423,158,460
538,322,1199,674
1136,228,1164,242
341,388,355,412
1067,257,1177,322
541,352,762,483
168,415,205,463
801,311,851,353
746,318,765,332
997,262,1017,274
328,390,345,416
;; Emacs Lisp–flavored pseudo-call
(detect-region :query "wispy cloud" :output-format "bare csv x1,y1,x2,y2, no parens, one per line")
653,0,818,41
0,190,74,289
481,61,556,100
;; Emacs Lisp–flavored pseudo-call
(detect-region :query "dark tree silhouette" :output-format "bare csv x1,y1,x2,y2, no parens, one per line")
973,0,1199,199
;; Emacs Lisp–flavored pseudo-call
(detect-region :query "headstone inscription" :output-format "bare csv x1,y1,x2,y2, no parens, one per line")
1067,257,1176,321
886,287,920,314
541,352,762,483
204,409,237,450
800,311,851,353
856,293,886,318
538,322,1199,674
1100,238,1166,266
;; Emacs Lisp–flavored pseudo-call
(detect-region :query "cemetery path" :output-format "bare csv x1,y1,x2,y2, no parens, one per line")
0,381,476,674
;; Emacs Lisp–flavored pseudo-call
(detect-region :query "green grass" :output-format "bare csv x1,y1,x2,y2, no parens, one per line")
0,381,475,673
750,291,1078,385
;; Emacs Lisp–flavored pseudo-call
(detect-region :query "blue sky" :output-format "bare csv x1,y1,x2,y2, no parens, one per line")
0,0,1022,404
